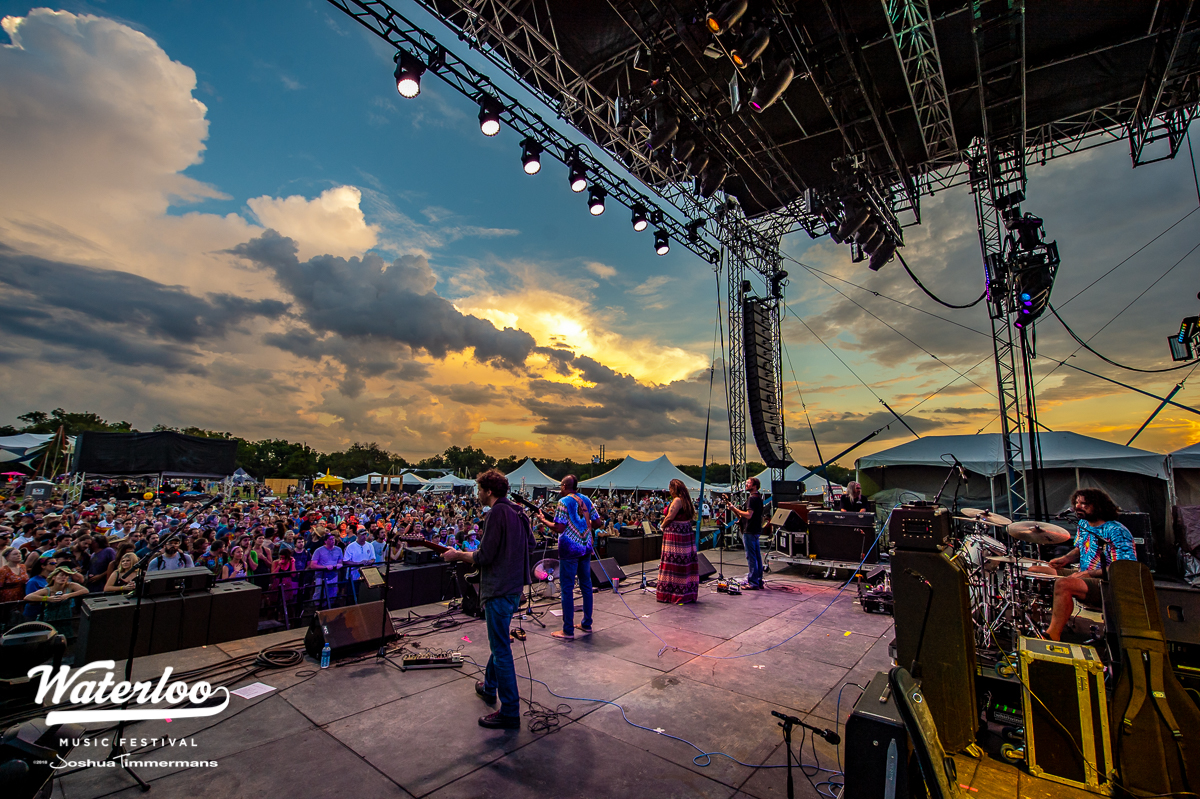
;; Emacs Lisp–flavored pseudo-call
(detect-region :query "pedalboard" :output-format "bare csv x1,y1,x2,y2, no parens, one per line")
399,652,465,670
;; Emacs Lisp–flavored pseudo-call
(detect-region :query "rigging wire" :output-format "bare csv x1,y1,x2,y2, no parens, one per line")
897,250,987,308
1048,304,1200,374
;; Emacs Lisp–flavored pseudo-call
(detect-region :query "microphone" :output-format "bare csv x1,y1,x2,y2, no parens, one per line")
952,456,967,482
822,729,841,745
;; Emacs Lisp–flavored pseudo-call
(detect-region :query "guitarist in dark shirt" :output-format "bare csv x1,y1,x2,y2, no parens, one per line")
730,478,765,589
441,469,535,730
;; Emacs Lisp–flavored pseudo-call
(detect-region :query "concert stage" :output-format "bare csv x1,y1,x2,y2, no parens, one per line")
54,562,1093,799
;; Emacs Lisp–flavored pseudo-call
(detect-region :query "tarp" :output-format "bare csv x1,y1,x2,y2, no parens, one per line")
505,458,559,488
71,431,237,477
857,432,1167,480
579,455,701,492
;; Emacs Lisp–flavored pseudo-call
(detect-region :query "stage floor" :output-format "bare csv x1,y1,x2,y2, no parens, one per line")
55,561,1097,799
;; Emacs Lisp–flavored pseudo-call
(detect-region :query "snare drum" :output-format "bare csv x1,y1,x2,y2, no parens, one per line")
1018,570,1058,605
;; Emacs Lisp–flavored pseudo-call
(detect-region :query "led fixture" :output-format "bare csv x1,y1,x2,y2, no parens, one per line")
749,60,795,112
706,0,748,34
732,27,770,68
520,138,542,175
648,104,680,151
394,51,426,98
588,187,606,216
631,204,649,231
698,160,728,198
654,229,670,255
478,97,503,137
568,158,587,192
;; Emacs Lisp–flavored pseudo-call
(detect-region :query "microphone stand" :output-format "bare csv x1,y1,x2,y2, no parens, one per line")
771,710,841,799
105,493,221,792
377,529,395,659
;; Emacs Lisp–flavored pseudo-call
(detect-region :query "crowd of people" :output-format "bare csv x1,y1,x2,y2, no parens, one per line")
0,480,735,637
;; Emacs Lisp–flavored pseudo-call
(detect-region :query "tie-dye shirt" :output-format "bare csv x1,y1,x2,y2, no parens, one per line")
554,493,599,558
1075,519,1137,572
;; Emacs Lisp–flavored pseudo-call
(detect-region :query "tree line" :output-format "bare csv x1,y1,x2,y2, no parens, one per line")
2,408,853,485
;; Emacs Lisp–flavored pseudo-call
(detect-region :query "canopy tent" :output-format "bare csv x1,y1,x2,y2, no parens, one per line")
505,458,560,489
419,474,476,493
313,471,344,490
230,467,254,485
0,434,59,471
857,431,1171,550
579,455,700,492
1172,441,1200,506
347,471,384,484
751,462,844,490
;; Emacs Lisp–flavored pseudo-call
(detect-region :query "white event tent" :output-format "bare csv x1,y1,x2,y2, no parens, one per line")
1171,440,1200,506
420,474,476,493
505,458,560,489
579,455,700,492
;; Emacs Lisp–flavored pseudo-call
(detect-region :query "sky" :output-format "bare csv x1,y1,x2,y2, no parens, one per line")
1,1,1198,467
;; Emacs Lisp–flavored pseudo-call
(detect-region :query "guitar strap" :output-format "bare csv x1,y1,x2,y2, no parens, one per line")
561,493,593,548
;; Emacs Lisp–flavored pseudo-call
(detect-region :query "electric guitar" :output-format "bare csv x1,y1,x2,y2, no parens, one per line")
390,532,481,583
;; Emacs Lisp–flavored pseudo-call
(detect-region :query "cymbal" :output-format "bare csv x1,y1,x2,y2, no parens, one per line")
957,508,1012,526
532,558,560,582
1007,520,1071,545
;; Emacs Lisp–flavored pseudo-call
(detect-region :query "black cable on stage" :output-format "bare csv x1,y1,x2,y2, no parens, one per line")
1048,305,1200,374
897,251,987,309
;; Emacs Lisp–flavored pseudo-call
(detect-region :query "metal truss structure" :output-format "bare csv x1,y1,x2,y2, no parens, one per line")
326,1,1200,507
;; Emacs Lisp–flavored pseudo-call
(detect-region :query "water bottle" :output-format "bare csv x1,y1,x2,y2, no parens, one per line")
320,642,331,669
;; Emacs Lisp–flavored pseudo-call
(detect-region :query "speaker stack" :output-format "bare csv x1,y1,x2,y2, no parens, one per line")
743,296,791,470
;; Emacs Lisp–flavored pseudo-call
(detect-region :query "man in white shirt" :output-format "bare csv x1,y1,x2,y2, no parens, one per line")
343,529,375,581
148,541,195,571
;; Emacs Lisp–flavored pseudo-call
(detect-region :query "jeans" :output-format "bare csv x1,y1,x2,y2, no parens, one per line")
743,533,764,587
559,555,593,635
483,593,522,719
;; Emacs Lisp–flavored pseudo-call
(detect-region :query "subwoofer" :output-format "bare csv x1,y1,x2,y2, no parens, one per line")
890,549,977,753
304,601,397,660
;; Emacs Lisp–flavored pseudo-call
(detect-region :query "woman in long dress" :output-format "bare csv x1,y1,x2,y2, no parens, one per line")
656,479,699,604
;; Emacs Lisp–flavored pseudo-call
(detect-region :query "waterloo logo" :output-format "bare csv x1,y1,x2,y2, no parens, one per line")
29,661,230,724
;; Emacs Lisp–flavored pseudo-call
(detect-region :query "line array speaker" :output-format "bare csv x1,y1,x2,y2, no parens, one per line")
743,296,791,469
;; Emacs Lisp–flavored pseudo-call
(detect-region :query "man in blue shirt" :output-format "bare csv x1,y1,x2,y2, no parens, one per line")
309,534,343,608
1038,488,1137,640
538,475,601,641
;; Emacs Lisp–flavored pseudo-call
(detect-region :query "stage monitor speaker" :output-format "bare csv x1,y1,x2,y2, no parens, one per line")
304,600,397,660
843,670,919,799
743,296,791,470
890,549,977,753
76,594,155,663
697,552,717,581
770,508,806,533
139,565,215,597
1157,582,1200,646
590,557,625,588
771,480,804,504
410,562,448,606
888,667,960,799
206,581,262,645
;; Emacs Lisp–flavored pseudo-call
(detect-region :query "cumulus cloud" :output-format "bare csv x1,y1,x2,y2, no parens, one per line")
247,186,379,261
229,230,536,367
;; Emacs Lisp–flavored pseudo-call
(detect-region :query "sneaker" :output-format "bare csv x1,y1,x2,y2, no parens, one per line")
478,711,520,730
475,681,496,704
551,630,575,640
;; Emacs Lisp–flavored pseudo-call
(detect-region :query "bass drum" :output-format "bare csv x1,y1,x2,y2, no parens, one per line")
959,533,1007,570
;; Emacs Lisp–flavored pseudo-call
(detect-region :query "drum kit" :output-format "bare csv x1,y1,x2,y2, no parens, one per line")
950,508,1073,649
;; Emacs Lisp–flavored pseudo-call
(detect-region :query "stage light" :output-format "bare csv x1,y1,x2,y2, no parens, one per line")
520,137,542,175
686,218,706,243
631,203,649,231
835,206,871,242
568,158,587,192
749,59,795,112
655,229,670,255
687,148,710,176
732,27,770,68
706,0,748,34
588,186,606,216
698,160,728,198
393,51,426,98
868,238,897,271
673,138,696,162
478,96,503,137
648,104,680,151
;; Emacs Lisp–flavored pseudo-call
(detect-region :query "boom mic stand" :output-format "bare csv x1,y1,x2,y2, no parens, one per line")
377,527,395,659
105,492,222,792
771,710,841,799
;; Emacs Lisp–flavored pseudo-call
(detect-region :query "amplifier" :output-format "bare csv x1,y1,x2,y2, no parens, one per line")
975,663,1023,726
139,566,215,597
809,511,879,563
843,670,917,799
404,546,436,565
1157,580,1200,646
1018,638,1112,794
1118,511,1155,571
889,504,951,551
769,508,806,533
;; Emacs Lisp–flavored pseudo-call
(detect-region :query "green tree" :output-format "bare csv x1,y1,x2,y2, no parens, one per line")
17,408,133,435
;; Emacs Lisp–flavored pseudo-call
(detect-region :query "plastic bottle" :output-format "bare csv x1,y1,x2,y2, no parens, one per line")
320,642,331,669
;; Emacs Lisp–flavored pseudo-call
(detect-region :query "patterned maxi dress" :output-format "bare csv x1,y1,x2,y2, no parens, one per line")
656,516,698,604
